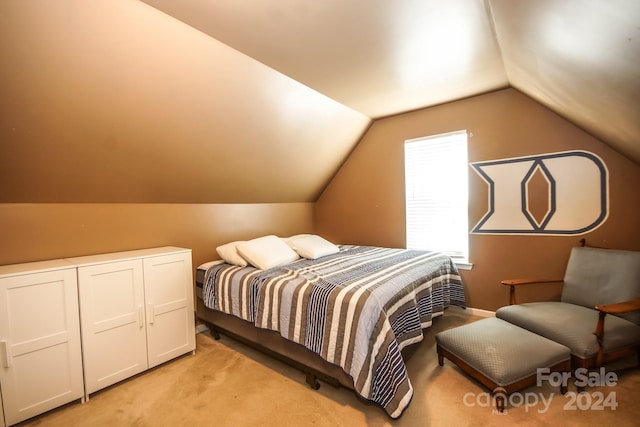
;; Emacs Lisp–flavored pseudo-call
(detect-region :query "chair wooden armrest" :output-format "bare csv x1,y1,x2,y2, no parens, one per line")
593,298,640,365
501,278,564,286
501,279,564,305
595,298,640,315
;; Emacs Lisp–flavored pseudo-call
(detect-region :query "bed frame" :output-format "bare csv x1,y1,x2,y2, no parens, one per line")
196,296,354,390
196,296,422,395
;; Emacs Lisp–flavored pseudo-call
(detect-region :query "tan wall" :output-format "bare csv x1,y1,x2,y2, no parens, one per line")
316,88,640,311
3,89,639,312
0,203,314,270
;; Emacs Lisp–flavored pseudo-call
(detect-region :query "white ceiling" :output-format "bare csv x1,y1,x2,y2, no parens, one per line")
142,0,640,165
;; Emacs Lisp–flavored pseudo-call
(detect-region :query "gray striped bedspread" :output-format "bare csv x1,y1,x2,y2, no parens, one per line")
201,245,465,418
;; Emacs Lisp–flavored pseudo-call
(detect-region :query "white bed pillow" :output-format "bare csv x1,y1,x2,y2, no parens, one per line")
284,234,313,243
216,241,248,267
198,260,225,270
286,234,340,260
236,235,299,270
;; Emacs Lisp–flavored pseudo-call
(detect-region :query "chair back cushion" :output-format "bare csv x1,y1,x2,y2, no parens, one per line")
561,246,640,325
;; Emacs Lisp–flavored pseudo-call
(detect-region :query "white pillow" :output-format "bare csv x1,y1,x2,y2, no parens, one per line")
286,234,339,260
216,241,248,267
236,235,299,270
284,234,313,243
198,260,225,270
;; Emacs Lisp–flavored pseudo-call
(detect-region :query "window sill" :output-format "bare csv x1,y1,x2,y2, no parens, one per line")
453,260,473,270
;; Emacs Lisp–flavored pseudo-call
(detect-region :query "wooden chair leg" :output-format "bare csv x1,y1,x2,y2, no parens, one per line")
593,311,606,367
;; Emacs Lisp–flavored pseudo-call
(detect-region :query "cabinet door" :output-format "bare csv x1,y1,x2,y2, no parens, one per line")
0,268,84,426
78,259,147,395
143,252,195,368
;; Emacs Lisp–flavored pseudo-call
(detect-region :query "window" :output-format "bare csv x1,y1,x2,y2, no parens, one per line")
404,130,469,262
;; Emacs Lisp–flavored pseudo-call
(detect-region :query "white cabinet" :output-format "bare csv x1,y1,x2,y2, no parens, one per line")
0,247,195,424
0,260,84,426
70,247,195,397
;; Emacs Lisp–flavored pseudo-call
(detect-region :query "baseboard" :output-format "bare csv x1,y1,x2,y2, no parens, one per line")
466,307,495,317
449,305,495,318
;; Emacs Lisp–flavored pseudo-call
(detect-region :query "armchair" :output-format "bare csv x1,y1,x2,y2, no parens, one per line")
496,246,640,371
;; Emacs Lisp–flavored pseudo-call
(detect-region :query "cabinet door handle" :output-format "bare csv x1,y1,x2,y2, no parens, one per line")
138,304,144,328
1,340,10,368
148,302,155,325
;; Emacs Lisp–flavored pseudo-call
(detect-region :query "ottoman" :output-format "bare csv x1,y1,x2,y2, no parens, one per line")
436,317,571,412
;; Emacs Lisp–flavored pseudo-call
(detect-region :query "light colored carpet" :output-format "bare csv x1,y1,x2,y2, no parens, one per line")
19,308,639,426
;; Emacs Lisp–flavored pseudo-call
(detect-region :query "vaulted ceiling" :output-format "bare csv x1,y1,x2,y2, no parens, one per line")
1,0,638,203
142,0,640,163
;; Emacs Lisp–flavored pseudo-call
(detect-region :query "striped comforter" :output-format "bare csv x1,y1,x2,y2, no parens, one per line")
202,245,465,418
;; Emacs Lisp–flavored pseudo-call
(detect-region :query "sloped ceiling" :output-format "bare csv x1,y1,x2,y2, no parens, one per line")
1,1,638,204
142,0,640,163
0,1,369,203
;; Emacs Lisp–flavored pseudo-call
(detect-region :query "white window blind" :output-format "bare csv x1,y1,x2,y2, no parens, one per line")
404,130,469,259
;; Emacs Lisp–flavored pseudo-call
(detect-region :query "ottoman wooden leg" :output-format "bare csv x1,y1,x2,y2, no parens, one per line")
494,393,505,413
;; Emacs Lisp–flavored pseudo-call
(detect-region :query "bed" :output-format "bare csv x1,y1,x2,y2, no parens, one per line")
195,235,466,418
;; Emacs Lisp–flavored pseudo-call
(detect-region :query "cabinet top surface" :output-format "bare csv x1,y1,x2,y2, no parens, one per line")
67,246,191,266
0,258,77,277
0,247,192,274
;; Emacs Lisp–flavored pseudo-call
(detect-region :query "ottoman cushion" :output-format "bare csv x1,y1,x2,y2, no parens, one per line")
436,317,571,386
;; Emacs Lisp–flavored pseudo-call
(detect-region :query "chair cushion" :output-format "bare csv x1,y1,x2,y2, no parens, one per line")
436,317,570,386
496,302,640,359
561,246,640,325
